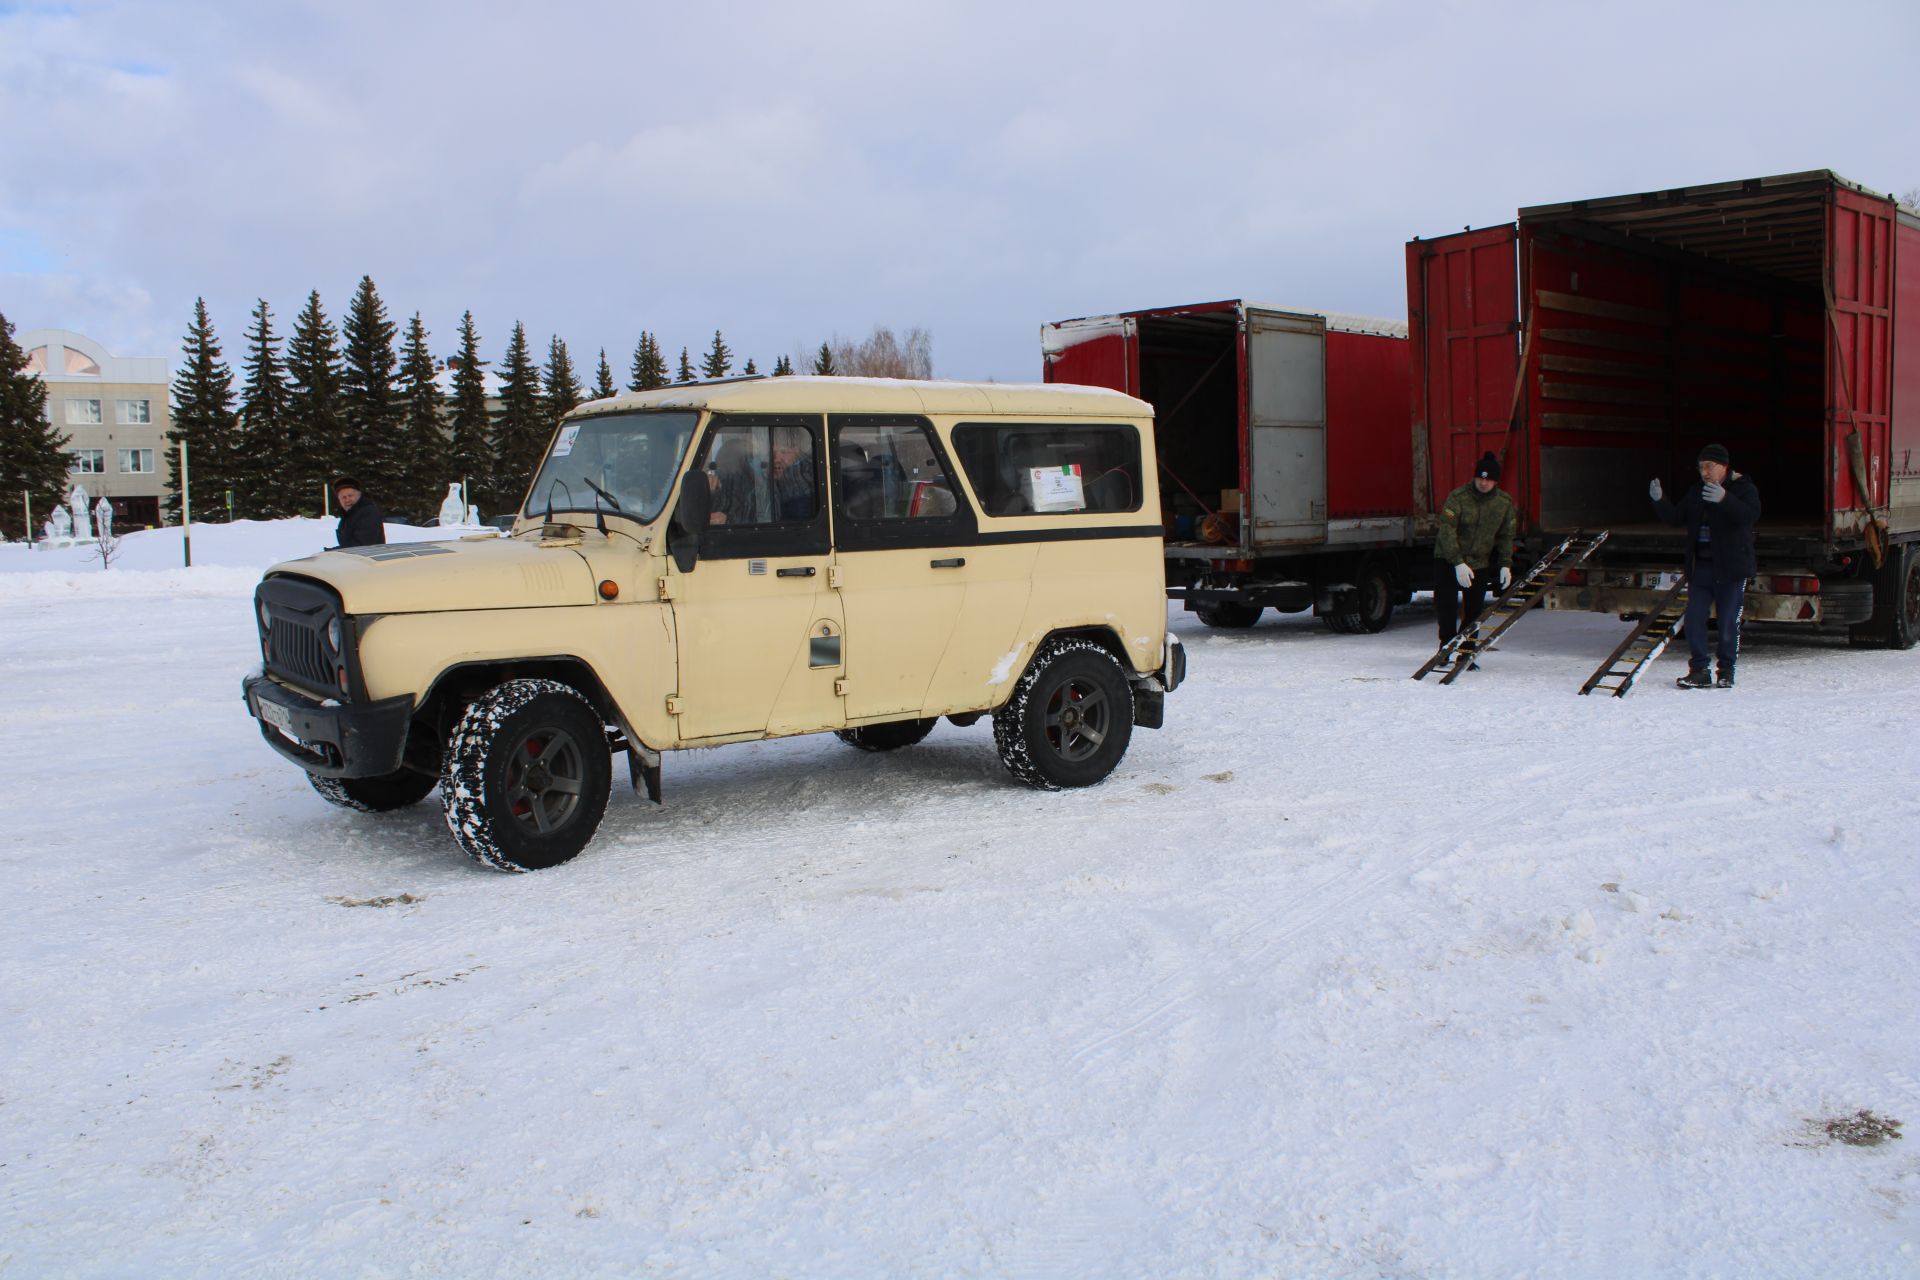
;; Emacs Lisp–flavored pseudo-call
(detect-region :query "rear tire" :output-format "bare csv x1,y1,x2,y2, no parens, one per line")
1322,559,1395,635
834,718,937,751
440,678,612,872
308,769,438,813
993,638,1135,790
1849,543,1918,650
1194,601,1262,629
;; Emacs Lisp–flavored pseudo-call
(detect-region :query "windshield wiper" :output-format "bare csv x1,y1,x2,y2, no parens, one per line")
582,478,623,511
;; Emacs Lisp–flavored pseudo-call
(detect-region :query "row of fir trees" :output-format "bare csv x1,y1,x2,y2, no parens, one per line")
163,280,835,522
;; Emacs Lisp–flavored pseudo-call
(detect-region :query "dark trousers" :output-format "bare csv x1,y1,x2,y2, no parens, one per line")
1683,559,1745,673
1434,564,1492,642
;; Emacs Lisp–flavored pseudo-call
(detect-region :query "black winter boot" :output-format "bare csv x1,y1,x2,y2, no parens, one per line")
1715,665,1735,689
1676,668,1713,690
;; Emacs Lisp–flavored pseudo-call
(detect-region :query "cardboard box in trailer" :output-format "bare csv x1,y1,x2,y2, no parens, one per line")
1042,300,1426,633
1409,170,1920,648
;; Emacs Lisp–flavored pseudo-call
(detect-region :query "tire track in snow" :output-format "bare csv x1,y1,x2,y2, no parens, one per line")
1064,843,1439,1077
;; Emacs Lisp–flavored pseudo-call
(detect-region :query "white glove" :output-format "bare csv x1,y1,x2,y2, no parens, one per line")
1454,563,1473,589
1649,478,1663,501
1702,481,1725,503
1499,566,1512,590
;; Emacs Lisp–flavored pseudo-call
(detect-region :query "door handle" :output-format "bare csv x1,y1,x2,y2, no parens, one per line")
776,565,817,578
930,557,966,569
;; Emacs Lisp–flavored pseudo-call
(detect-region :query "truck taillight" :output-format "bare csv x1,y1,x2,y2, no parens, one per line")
1769,575,1820,594
1563,570,1586,586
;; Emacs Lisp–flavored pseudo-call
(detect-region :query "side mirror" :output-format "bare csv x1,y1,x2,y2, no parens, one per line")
667,473,710,573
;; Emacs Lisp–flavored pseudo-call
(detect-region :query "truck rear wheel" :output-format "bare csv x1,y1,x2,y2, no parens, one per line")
1322,559,1395,634
835,718,937,751
440,678,612,872
1195,601,1262,629
993,638,1135,790
1850,544,1919,651
308,769,438,813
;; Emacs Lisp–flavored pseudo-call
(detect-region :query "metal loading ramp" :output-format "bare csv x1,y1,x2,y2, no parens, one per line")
1413,531,1611,685
1578,579,1690,697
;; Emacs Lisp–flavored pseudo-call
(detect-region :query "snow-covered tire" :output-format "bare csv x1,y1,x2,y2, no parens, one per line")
308,769,438,813
1195,601,1262,629
834,718,937,752
992,638,1135,791
440,678,611,872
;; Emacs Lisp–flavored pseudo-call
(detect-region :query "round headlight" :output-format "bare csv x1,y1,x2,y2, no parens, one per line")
258,598,271,630
327,618,343,652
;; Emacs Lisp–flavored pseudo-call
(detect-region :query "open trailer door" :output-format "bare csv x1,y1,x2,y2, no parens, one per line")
1245,307,1329,545
1408,225,1520,514
1041,316,1138,394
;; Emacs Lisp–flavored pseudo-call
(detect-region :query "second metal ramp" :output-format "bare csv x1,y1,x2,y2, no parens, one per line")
1578,579,1690,697
1414,530,1611,685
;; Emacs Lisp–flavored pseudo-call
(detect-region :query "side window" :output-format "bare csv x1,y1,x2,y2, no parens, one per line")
689,415,826,558
830,416,978,550
951,423,1144,516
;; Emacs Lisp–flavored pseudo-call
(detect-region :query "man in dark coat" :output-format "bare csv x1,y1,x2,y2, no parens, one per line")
1651,443,1760,688
1433,451,1518,644
333,476,386,548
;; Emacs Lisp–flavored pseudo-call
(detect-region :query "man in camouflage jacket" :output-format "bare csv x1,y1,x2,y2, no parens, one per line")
1434,451,1518,643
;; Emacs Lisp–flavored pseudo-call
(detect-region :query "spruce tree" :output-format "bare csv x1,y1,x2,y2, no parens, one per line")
633,332,670,390
812,341,838,376
628,334,649,393
700,329,733,379
490,322,545,513
395,313,445,519
447,312,491,509
593,348,616,401
236,299,291,518
340,275,400,499
285,290,344,514
542,335,583,425
676,347,695,383
0,308,68,540
742,357,758,376
167,298,241,522
773,355,793,376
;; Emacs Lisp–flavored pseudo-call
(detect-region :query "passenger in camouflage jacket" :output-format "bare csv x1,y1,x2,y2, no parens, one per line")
1433,451,1518,643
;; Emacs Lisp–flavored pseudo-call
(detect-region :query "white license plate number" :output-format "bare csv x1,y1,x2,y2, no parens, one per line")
258,698,294,735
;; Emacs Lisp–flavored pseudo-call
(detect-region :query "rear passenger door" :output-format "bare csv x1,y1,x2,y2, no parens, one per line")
828,415,977,721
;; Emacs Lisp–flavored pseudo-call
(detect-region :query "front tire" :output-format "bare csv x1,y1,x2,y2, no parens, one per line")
1322,558,1396,634
834,718,937,751
308,769,438,813
993,638,1135,790
440,679,612,872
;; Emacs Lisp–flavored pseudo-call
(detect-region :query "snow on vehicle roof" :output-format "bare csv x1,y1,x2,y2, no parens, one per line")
570,375,1152,419
1044,302,1408,342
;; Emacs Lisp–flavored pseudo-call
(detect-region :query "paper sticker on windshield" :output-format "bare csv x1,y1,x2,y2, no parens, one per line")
552,425,581,458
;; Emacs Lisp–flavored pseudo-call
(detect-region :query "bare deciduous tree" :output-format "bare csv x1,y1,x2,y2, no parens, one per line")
803,325,934,379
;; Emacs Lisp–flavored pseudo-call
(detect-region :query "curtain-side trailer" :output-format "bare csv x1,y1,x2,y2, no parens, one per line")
1410,169,1920,649
1042,300,1431,633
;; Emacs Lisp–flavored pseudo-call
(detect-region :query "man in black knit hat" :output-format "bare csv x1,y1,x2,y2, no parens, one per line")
1433,451,1518,646
1652,443,1760,688
332,476,386,548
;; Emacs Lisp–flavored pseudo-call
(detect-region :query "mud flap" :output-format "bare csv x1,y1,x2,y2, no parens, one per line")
626,743,663,803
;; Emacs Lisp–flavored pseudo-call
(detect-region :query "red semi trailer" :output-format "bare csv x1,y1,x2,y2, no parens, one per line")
1042,300,1428,632
1409,170,1920,649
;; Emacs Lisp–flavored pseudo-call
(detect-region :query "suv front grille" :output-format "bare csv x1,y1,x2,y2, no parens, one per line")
269,616,334,692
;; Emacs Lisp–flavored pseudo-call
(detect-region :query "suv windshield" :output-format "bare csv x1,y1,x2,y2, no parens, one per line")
522,410,700,523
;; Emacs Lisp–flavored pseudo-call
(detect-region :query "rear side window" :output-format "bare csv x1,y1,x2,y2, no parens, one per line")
951,423,1143,516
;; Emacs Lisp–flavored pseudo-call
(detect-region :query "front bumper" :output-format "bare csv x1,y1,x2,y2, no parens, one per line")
242,672,413,778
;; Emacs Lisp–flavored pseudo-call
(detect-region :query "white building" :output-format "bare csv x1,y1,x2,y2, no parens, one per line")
21,329,170,528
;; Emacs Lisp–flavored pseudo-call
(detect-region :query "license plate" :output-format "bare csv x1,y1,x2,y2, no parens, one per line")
257,697,294,735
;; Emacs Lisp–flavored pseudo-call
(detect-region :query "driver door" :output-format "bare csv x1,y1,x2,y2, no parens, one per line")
668,414,846,739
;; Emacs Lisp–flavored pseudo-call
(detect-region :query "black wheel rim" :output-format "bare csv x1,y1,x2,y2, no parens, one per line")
1905,559,1920,632
1043,676,1110,763
504,727,584,835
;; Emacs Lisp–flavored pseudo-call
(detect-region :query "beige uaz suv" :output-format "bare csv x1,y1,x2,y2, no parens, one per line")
242,377,1186,871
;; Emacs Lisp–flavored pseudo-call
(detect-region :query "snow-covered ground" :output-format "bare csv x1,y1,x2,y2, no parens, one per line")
2,522,1916,1277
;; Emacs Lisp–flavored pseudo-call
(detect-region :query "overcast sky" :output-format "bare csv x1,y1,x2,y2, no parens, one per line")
3,0,1914,383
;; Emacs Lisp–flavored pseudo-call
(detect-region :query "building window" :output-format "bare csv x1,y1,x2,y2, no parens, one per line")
67,398,103,424
71,449,106,474
63,349,101,376
119,448,154,474
24,346,47,375
117,399,152,424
